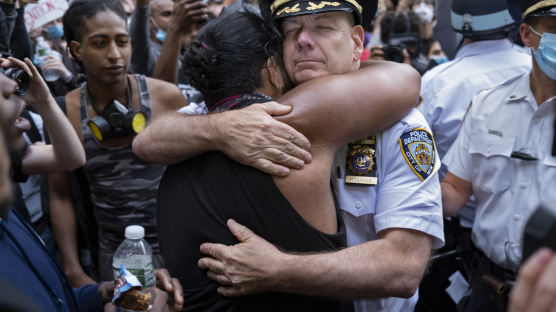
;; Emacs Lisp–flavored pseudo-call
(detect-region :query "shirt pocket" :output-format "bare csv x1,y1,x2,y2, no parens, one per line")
334,177,377,218
468,134,516,193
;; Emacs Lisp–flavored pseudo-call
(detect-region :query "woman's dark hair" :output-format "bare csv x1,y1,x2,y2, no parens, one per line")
62,0,126,48
182,9,283,110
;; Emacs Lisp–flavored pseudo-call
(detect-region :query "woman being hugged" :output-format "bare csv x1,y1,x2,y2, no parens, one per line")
49,0,186,286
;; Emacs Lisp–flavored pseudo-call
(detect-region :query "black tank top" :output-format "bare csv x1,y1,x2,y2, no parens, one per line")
157,152,352,312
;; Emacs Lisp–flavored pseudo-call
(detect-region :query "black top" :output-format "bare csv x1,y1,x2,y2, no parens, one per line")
157,146,352,311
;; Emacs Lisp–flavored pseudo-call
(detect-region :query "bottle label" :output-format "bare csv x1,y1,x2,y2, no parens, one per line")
112,262,155,287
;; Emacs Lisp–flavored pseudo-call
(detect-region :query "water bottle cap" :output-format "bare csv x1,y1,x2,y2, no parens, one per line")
125,225,145,239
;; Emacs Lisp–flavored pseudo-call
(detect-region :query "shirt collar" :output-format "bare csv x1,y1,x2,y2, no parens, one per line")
456,39,513,59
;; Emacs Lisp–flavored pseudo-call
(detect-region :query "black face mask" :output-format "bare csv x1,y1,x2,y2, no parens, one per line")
88,99,147,142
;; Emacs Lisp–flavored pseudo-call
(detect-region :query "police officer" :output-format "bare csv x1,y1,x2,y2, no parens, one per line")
441,1,556,311
417,0,531,309
189,1,444,312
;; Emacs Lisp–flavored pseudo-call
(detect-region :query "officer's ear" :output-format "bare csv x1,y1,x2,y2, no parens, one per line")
520,23,535,48
351,25,365,63
266,57,285,95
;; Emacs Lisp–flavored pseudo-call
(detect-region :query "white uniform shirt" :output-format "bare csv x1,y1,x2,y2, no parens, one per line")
444,72,556,271
332,109,445,312
419,39,531,180
419,39,530,227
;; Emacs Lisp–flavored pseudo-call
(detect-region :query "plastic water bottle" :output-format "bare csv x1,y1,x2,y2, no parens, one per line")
112,225,155,288
34,36,59,82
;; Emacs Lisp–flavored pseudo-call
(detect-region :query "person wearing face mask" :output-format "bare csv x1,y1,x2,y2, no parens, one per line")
411,0,435,41
416,0,532,310
129,0,209,78
44,21,64,42
439,1,556,311
128,0,172,76
423,38,449,69
35,19,81,97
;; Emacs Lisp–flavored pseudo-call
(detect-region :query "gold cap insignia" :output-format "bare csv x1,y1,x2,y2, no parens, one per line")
523,0,556,18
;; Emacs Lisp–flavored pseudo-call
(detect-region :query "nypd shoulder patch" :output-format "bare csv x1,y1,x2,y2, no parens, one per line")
399,129,436,181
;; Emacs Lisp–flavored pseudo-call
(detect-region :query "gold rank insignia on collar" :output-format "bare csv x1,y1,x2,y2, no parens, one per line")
262,0,377,28
345,136,378,186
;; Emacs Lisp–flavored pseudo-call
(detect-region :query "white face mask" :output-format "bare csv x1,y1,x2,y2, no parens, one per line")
413,2,434,24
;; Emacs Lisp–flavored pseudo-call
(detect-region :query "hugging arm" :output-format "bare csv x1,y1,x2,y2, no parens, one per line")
277,60,420,146
133,61,418,174
198,61,429,299
133,102,313,176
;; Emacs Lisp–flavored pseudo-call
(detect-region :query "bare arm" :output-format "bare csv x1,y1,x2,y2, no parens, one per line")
152,0,208,83
200,220,432,298
133,102,313,175
276,60,420,147
146,77,189,117
49,171,95,287
441,171,472,216
133,61,417,174
1,57,85,174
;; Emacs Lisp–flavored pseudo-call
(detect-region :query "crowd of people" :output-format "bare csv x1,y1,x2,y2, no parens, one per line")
0,0,556,311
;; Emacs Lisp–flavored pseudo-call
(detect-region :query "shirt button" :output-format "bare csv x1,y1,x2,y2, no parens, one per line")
533,118,541,124
514,214,521,221
520,184,527,189
355,201,362,209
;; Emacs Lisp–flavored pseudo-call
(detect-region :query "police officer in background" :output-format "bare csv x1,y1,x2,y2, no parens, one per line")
416,1,531,309
441,0,556,311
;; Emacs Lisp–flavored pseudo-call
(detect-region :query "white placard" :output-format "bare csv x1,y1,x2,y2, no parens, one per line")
24,0,69,32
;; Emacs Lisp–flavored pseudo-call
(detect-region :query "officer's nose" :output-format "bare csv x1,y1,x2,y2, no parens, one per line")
297,28,315,49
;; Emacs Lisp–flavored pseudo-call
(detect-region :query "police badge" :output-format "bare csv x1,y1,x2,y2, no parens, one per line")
399,129,436,181
345,136,378,186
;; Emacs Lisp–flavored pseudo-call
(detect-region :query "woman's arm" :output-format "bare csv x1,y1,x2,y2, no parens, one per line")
277,60,420,147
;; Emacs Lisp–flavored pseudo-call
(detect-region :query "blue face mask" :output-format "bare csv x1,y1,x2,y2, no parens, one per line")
155,28,166,42
45,25,64,41
151,18,166,43
530,26,556,80
430,55,449,65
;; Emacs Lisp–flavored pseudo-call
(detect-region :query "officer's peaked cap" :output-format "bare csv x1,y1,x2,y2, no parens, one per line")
258,0,378,29
522,0,556,19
